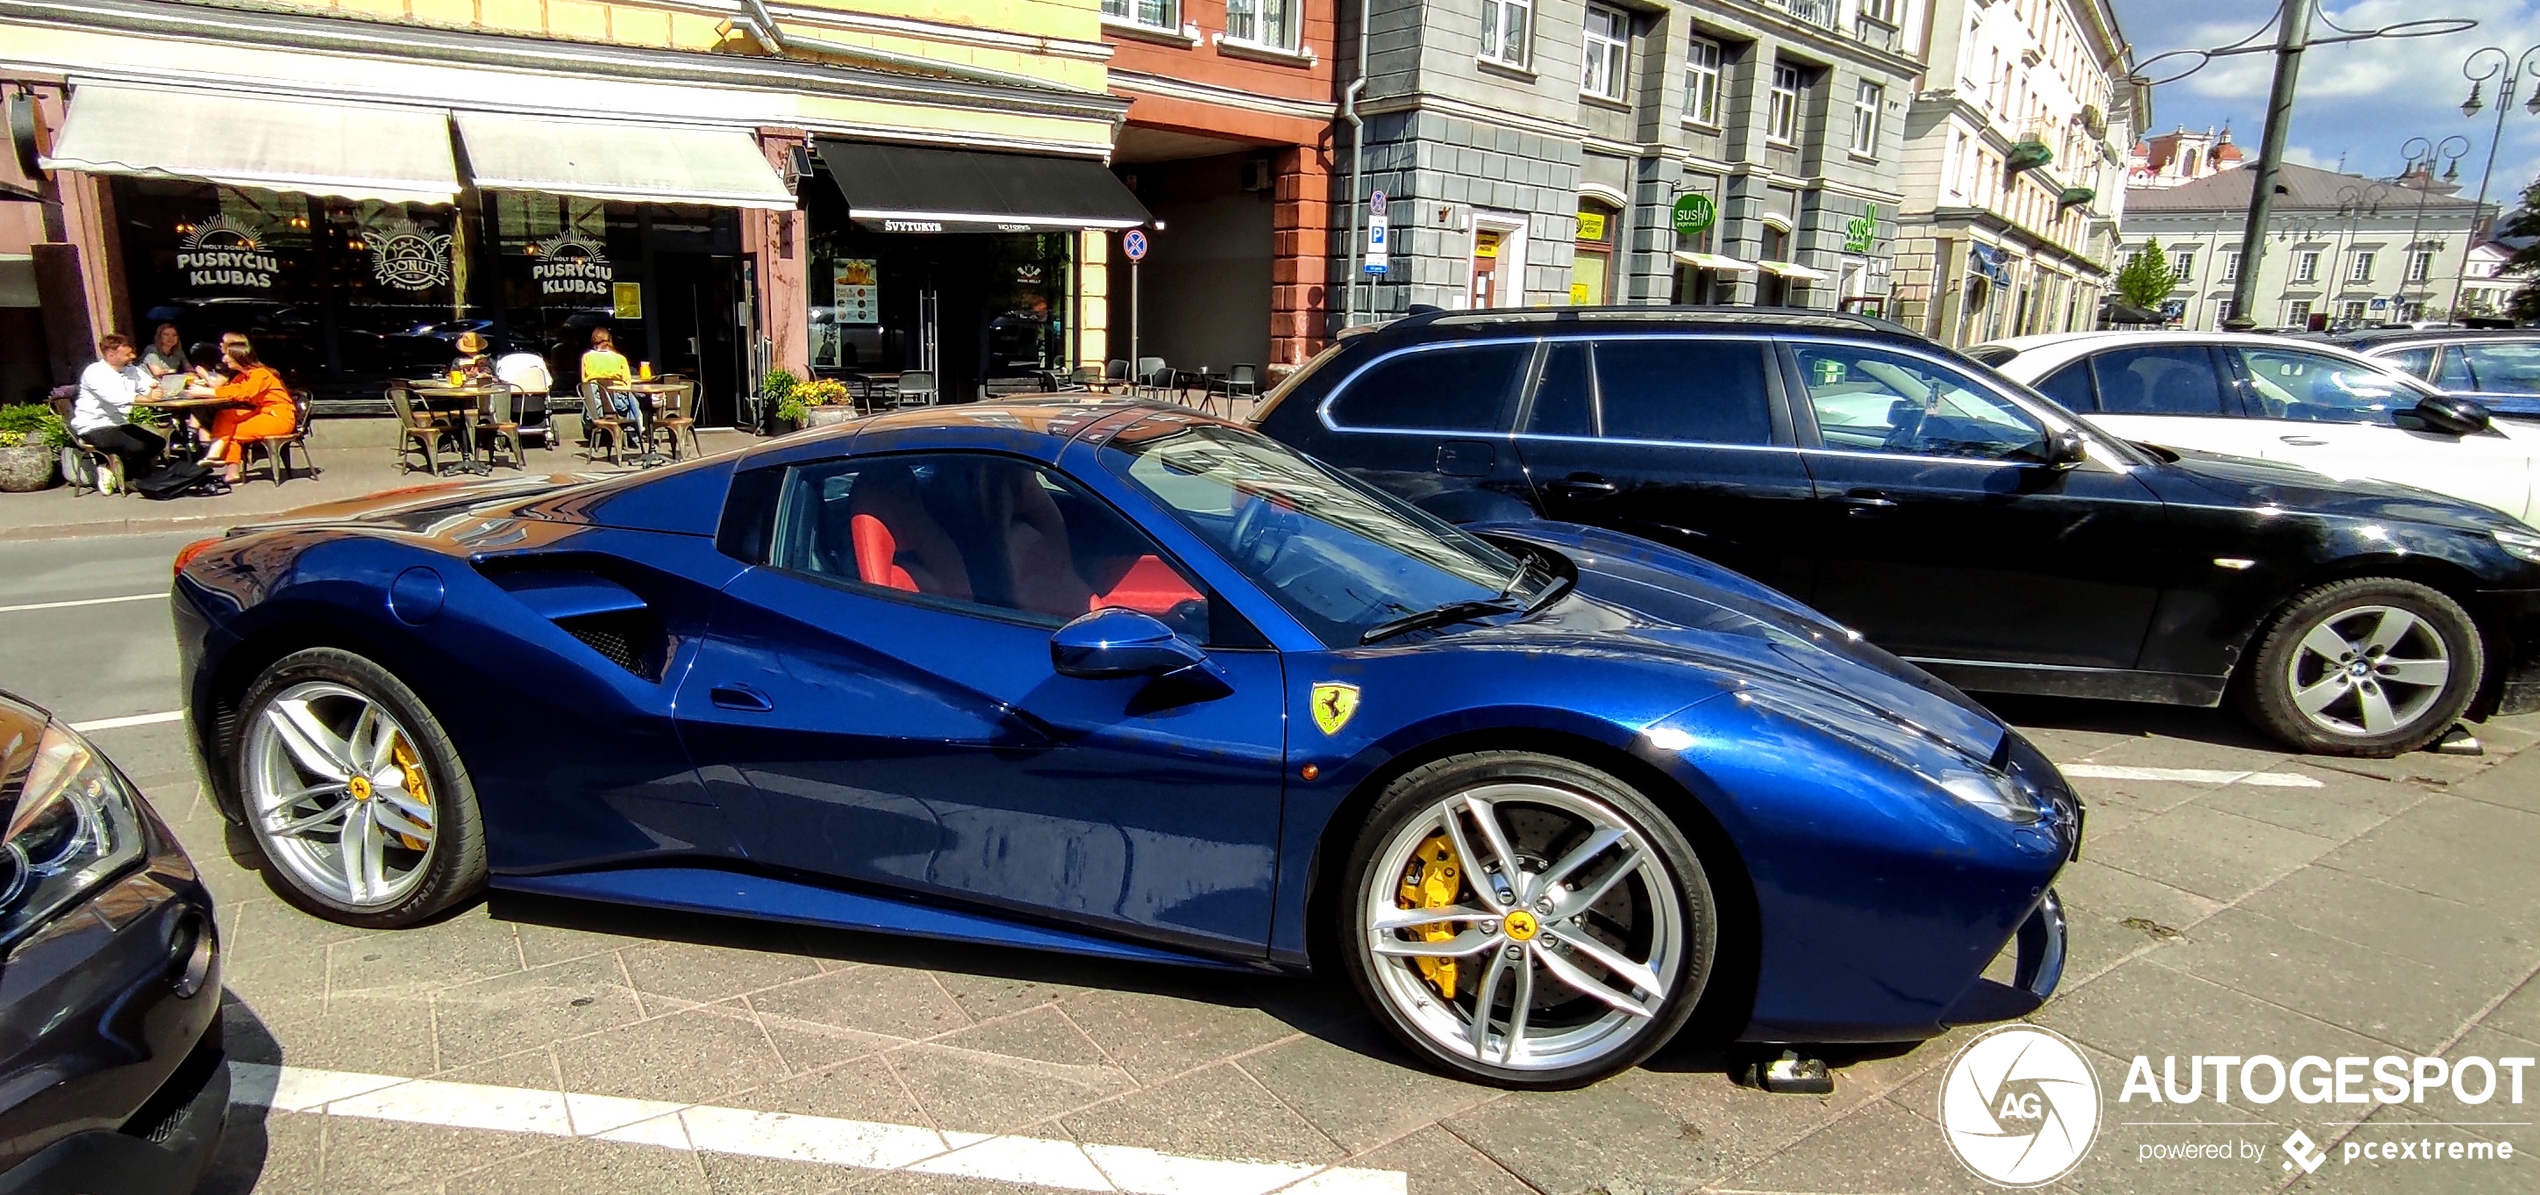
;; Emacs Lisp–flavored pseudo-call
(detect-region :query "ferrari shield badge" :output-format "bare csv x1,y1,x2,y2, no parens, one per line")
1311,682,1362,736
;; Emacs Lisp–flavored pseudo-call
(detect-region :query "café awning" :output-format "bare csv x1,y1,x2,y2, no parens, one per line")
454,112,795,210
1672,251,1758,273
1756,260,1832,283
817,139,1149,233
41,86,459,205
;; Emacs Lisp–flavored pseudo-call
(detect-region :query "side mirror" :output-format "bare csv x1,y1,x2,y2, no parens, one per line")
2039,427,2088,470
2414,394,2493,436
1051,608,1207,680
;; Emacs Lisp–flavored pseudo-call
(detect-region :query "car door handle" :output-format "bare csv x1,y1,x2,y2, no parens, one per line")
709,684,773,712
2279,435,2328,446
1547,475,1619,499
1837,489,1898,516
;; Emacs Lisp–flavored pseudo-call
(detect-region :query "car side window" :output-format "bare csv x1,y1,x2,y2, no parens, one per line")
2458,343,2540,394
2085,346,2230,416
1524,341,1594,436
2227,348,2416,425
2435,349,2477,389
1795,343,2049,461
1591,338,1773,444
2032,362,2098,412
768,453,1211,640
2381,346,2436,379
1327,343,1532,433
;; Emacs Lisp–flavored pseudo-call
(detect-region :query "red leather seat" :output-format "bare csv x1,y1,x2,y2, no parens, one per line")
998,466,1203,619
848,464,972,600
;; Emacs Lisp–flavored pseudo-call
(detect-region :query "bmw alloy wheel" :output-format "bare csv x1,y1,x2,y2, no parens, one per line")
1360,780,1690,1077
243,681,440,910
2283,604,2452,738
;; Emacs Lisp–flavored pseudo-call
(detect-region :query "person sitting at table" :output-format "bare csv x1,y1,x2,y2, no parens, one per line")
580,327,639,419
73,333,165,490
452,331,496,384
141,323,189,378
195,334,297,484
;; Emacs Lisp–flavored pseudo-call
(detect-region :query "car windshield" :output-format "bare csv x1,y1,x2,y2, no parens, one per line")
1102,418,1534,646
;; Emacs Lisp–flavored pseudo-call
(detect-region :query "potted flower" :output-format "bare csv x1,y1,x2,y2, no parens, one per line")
758,368,799,434
0,402,69,492
784,378,857,429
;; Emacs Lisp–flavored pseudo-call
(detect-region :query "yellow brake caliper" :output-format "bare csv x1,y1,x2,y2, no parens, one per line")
390,737,434,851
1396,833,1467,1000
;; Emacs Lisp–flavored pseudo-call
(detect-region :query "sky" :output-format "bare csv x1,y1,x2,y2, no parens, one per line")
2113,0,2540,216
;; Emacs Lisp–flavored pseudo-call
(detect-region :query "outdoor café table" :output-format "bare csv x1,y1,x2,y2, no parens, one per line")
411,384,498,475
132,393,241,460
846,371,901,411
615,380,687,465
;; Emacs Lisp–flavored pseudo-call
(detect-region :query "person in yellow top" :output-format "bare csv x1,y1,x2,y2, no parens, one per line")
580,327,640,420
195,334,298,483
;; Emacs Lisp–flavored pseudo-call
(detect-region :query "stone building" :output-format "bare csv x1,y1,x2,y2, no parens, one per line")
2127,125,2245,190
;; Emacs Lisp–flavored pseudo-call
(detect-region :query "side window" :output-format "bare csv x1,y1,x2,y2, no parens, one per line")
2435,348,2478,389
769,453,1211,640
1795,343,2049,461
2381,346,2436,380
2227,348,2417,425
2085,346,2229,416
1327,343,1532,432
1525,341,1594,436
1592,338,1773,444
2031,362,2097,412
2458,343,2540,395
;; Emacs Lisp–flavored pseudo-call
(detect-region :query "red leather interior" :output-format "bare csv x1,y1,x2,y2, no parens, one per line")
1093,555,1204,616
846,465,972,600
851,513,917,592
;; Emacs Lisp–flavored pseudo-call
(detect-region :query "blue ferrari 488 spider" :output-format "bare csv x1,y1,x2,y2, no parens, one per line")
173,400,2079,1087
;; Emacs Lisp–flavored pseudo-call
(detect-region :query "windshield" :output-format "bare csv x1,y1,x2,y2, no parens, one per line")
1247,340,1348,425
1102,418,1529,646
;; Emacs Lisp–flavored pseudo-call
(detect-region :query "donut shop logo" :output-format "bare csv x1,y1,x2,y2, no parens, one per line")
530,234,613,299
176,216,278,292
368,219,452,291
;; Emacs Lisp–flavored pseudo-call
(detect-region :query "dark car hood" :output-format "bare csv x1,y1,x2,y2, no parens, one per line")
2136,446,2524,533
1471,522,2008,764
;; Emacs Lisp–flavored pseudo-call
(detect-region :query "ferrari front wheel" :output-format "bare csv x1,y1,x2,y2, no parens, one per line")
233,648,487,927
1338,752,1714,1088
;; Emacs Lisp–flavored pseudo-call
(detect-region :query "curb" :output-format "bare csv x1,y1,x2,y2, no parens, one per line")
0,507,280,544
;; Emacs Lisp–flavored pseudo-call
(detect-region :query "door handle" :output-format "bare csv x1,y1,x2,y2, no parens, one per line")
1547,475,1619,499
2279,435,2328,446
1837,489,1899,516
709,684,773,712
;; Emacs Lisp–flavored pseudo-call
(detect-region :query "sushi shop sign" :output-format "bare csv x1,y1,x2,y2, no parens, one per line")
532,235,614,300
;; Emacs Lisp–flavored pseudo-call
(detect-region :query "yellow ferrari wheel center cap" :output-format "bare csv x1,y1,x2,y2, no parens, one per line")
346,776,373,801
1504,910,1540,942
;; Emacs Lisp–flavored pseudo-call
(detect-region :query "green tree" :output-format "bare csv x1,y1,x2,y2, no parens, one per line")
2114,241,2179,310
2495,175,2540,321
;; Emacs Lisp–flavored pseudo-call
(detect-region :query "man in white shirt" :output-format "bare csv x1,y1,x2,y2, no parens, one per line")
73,333,165,489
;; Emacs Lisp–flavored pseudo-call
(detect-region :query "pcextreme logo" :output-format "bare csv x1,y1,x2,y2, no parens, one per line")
1938,1025,2103,1187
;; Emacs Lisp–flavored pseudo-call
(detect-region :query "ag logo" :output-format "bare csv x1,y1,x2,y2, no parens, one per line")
1938,1024,2101,1187
1310,682,1360,735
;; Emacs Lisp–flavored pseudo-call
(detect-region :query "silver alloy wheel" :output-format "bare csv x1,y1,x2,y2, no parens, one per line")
2285,604,2454,738
244,681,440,909
1362,782,1683,1073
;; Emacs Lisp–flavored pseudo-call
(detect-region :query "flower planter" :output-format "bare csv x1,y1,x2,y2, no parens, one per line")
801,406,857,428
0,444,59,492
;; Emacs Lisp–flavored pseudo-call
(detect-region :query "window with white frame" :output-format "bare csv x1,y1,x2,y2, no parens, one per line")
2286,299,2313,326
2338,299,2368,325
2222,251,2240,282
1684,36,1722,125
1860,0,1898,23
2293,250,2320,283
1224,0,1295,48
1481,0,1531,67
1101,0,1177,31
2171,247,2196,282
1582,5,1629,99
2406,249,2434,283
2349,251,2375,283
1851,81,1883,154
1768,63,1805,145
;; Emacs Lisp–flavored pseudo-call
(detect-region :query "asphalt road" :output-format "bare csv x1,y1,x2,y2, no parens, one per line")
6,532,2540,1195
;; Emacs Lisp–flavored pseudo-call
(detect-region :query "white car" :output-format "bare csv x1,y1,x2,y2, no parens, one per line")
1975,331,2540,528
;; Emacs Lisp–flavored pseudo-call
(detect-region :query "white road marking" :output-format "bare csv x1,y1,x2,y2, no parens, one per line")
0,592,164,614
69,710,185,732
231,1063,1406,1194
2060,764,2323,789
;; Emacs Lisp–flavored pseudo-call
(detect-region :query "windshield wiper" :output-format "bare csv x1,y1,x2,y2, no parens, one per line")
1359,596,1527,644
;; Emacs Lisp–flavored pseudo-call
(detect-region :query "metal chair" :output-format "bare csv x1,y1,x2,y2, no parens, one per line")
895,369,938,407
477,384,526,469
387,385,446,474
1135,358,1173,401
651,381,701,461
581,380,629,465
1102,359,1130,393
238,392,319,485
49,393,127,496
1204,363,1260,416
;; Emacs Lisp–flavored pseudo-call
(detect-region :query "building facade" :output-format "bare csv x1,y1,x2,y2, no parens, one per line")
1888,0,2137,346
2122,162,2496,331
2126,125,2244,190
1099,0,1336,374
1335,0,1925,324
2,0,1146,413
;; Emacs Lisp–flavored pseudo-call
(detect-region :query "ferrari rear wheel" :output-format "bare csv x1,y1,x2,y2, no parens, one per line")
1338,752,1714,1089
234,648,487,927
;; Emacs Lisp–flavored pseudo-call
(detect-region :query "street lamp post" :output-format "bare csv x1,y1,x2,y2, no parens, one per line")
2451,46,2540,320
2333,183,2391,327
2396,136,2469,322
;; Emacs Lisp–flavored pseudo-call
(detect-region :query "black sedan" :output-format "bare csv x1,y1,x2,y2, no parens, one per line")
1253,307,2540,757
0,693,226,1191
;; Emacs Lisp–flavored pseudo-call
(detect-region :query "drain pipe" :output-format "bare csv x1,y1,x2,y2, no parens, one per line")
1341,0,1370,327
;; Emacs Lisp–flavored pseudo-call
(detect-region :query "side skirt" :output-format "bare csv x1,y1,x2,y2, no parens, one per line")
1909,658,2229,708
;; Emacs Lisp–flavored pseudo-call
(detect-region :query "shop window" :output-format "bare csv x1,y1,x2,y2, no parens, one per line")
1582,6,1630,101
1226,0,1296,49
1481,0,1531,68
1572,200,1619,306
1768,63,1807,145
1684,36,1722,125
1102,0,1178,31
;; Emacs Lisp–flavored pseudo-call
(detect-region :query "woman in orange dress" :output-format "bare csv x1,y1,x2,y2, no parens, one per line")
196,335,296,483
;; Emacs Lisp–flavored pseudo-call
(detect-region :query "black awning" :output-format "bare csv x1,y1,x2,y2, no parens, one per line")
816,140,1149,234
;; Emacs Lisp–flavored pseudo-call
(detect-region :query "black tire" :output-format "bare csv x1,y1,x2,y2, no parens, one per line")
2239,577,2484,757
231,647,488,927
1336,751,1715,1089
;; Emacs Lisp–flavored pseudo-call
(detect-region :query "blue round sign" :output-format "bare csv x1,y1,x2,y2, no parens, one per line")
1123,229,1148,262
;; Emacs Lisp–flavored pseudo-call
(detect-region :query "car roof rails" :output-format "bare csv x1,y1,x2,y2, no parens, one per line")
1383,304,1927,340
